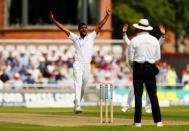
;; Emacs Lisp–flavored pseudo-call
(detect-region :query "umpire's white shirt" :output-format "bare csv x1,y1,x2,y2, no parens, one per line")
69,31,97,63
123,33,164,46
123,33,164,64
128,32,161,64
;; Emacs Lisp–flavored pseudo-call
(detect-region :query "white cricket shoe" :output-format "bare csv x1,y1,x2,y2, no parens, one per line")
73,100,82,114
74,106,83,114
121,107,129,112
157,122,163,127
132,122,141,127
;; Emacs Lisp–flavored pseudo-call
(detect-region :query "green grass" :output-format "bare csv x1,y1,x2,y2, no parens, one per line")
0,123,189,131
0,106,188,121
0,106,189,131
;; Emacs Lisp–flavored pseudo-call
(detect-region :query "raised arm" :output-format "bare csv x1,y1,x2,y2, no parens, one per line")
95,9,111,34
128,41,135,68
49,11,70,37
122,24,131,45
158,25,166,46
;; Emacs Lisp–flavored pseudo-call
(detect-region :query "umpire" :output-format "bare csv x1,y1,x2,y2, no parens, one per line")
128,19,163,127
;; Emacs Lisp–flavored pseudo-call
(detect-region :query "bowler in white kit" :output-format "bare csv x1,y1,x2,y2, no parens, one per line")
50,9,111,113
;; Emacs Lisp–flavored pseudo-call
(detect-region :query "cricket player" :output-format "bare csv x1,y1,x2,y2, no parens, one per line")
121,23,165,113
50,9,111,113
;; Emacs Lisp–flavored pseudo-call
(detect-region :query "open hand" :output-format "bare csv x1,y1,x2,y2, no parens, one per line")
122,24,128,33
49,11,54,21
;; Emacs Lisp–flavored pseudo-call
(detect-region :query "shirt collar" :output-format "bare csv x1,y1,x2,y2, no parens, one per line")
138,31,149,35
79,34,88,40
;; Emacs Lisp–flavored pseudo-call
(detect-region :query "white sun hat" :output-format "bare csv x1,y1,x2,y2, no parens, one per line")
133,18,153,31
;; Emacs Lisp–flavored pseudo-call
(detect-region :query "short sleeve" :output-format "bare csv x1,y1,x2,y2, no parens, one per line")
89,31,97,40
69,32,78,42
158,36,165,46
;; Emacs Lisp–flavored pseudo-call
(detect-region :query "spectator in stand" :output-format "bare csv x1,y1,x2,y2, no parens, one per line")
182,64,189,75
42,66,51,78
66,58,74,75
45,61,57,78
25,72,35,84
114,73,128,88
182,67,189,89
0,68,9,83
111,59,122,77
57,74,74,88
36,73,47,89
91,59,99,76
5,65,16,80
166,65,178,89
159,62,168,84
19,65,29,81
156,61,168,88
92,75,100,85
36,73,47,84
28,64,41,82
7,52,18,68
29,50,39,67
8,72,23,90
56,56,63,66
103,72,113,84
61,49,71,63
38,57,46,73
48,73,57,84
41,50,50,66
104,50,114,64
48,50,59,62
94,50,103,67
0,49,6,65
16,50,29,67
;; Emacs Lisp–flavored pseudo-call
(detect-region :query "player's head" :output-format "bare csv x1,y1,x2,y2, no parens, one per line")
133,18,153,31
78,23,88,37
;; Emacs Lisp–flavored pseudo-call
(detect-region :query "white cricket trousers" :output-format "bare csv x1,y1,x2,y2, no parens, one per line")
73,61,91,108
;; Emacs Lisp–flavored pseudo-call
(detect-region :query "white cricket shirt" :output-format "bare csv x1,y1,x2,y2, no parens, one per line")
69,31,97,64
128,32,161,64
123,33,164,64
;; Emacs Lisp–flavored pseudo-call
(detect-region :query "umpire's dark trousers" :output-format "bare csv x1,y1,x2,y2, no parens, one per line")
133,61,161,123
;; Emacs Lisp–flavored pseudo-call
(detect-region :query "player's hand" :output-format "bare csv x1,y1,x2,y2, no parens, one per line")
122,24,128,33
159,25,165,35
49,11,54,21
106,9,111,16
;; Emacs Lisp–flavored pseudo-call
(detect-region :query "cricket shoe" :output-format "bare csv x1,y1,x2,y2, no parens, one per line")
156,122,163,127
121,107,129,112
73,100,82,114
74,106,83,114
132,122,141,127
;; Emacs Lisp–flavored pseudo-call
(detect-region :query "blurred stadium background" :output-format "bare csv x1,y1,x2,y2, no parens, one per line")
0,0,188,108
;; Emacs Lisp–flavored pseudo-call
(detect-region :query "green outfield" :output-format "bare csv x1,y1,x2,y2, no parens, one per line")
0,106,188,131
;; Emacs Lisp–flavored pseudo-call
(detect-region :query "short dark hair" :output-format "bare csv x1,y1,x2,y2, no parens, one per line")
78,23,87,30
